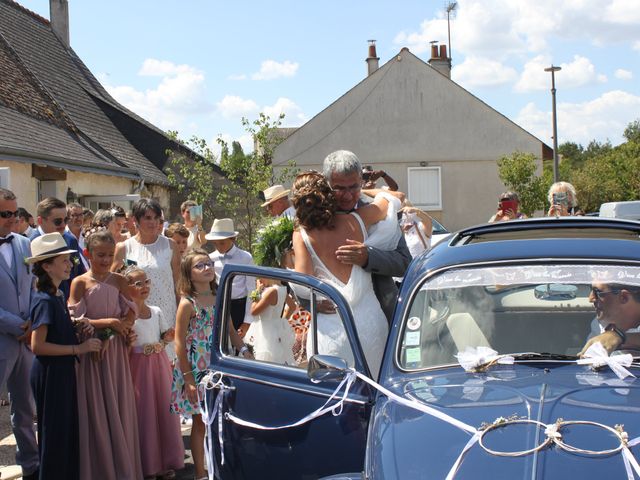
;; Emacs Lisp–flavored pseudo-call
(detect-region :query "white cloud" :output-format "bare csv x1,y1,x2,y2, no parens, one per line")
615,68,633,80
515,55,606,92
263,97,308,126
251,60,299,80
452,56,518,87
394,0,640,59
104,58,211,130
516,90,640,145
215,95,259,118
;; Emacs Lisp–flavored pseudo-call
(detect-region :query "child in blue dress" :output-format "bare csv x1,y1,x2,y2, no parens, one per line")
28,233,101,480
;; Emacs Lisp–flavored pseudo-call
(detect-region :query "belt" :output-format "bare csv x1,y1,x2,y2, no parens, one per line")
131,342,165,355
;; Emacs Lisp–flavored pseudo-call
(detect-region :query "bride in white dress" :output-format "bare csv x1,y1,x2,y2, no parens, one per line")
291,172,401,377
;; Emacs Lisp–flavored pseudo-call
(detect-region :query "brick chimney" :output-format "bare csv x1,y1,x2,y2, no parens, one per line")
366,40,379,76
50,0,70,47
428,43,451,78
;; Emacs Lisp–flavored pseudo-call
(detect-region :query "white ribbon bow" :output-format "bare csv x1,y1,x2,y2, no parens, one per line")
622,436,640,480
577,342,636,380
455,346,515,372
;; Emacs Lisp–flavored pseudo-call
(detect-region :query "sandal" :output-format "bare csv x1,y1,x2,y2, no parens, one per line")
160,470,176,480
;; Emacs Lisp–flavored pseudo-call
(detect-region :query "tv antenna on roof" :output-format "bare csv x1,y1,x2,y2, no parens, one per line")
445,2,457,63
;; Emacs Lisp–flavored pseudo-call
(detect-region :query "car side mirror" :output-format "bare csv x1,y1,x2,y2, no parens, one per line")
307,355,349,382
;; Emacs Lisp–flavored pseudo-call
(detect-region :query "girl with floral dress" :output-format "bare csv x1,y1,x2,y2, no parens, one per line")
170,249,250,480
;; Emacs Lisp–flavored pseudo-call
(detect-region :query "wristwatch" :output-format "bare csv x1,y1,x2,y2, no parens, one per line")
604,323,626,344
239,344,250,356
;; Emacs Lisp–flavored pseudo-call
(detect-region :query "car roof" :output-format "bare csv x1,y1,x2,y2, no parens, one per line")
404,218,640,283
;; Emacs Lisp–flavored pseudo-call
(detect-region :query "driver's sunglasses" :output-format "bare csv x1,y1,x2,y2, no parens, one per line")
51,217,69,226
0,210,18,219
590,286,621,300
193,261,214,271
131,278,151,288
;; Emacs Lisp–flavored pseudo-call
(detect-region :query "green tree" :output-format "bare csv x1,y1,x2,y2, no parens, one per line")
497,151,546,216
571,141,640,212
164,132,221,224
623,119,640,143
216,113,298,251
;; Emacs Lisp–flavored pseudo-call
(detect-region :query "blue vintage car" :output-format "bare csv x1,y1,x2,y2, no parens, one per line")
205,218,640,479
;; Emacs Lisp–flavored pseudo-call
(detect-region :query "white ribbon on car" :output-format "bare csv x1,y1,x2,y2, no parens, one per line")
577,342,636,380
225,369,358,430
623,436,640,480
199,371,231,480
198,347,640,480
455,346,514,373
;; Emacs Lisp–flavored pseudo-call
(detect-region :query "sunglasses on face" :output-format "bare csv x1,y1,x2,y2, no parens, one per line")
0,210,19,219
51,217,69,226
131,278,151,288
193,261,214,271
590,286,621,300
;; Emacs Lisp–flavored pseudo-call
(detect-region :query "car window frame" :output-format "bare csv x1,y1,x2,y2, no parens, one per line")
213,263,374,378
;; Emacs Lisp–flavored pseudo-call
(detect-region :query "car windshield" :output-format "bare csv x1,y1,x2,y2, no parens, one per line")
399,263,640,370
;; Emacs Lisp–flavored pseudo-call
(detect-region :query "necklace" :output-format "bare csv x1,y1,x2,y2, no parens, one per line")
195,289,214,296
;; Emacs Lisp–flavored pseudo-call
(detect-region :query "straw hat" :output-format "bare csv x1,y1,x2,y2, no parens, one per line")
204,218,239,241
261,185,290,207
27,233,77,263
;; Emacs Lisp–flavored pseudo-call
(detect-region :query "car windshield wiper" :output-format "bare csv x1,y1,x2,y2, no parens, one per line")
510,352,579,361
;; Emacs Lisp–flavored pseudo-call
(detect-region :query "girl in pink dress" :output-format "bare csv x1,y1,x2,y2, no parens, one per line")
69,229,143,480
126,266,184,478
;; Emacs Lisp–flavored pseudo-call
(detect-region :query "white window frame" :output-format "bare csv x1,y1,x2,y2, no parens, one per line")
0,168,9,189
407,166,442,211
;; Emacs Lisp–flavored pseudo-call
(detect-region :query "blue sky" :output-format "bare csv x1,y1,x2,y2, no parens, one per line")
19,0,640,155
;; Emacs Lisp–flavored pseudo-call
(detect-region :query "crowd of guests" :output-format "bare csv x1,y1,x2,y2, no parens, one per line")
0,147,588,480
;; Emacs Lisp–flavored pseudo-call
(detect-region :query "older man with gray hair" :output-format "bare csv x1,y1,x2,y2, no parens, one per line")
323,150,412,323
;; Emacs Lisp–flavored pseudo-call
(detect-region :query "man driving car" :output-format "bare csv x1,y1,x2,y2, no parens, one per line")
580,282,640,355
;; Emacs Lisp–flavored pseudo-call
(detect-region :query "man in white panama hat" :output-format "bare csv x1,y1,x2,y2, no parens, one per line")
261,185,295,219
0,187,39,480
206,219,255,337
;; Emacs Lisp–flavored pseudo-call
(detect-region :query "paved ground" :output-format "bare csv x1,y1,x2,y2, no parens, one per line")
0,403,197,479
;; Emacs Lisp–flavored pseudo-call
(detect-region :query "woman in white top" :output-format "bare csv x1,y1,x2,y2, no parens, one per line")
400,202,433,258
112,198,181,360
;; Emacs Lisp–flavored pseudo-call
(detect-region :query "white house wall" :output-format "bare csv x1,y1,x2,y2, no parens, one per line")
0,160,170,215
273,49,545,231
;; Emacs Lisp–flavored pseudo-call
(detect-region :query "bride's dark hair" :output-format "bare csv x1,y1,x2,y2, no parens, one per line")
292,171,337,230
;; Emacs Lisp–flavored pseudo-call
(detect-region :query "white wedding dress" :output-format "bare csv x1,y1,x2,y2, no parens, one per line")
300,211,390,377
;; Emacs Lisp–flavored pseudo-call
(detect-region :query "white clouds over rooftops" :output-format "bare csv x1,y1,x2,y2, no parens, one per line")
216,95,307,127
251,60,299,80
216,95,260,119
104,58,211,131
452,56,518,87
516,90,640,145
394,0,640,59
514,55,606,93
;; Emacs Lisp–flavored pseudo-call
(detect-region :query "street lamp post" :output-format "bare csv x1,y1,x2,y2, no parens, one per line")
544,65,561,183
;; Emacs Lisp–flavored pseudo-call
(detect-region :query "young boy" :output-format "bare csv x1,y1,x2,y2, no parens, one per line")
205,218,255,336
164,223,190,257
